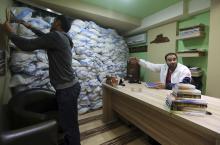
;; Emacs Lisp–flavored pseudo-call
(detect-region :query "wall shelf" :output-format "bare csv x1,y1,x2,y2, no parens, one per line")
176,32,205,40
177,24,207,57
177,51,206,57
176,24,205,40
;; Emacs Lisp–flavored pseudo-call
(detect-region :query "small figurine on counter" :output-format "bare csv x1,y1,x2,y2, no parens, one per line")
119,78,125,86
106,76,118,87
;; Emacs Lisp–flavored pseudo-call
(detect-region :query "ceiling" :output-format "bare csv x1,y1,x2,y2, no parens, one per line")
80,0,180,19
17,0,181,34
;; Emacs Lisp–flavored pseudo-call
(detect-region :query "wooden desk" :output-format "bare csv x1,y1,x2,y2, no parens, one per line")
102,82,220,145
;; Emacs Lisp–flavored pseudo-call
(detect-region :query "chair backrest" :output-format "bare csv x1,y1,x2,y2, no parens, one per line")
8,88,56,113
0,105,13,131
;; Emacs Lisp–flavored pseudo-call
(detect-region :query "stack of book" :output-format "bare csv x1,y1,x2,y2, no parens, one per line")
177,24,205,39
166,83,207,113
189,67,203,77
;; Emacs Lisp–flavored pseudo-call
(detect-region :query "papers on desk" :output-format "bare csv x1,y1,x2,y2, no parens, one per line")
145,82,157,88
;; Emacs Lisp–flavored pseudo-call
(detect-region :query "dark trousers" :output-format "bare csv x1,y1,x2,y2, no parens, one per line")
56,82,81,145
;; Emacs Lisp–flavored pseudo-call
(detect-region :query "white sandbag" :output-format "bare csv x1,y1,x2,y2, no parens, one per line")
90,100,102,110
89,28,100,37
78,107,90,114
88,93,100,101
34,70,49,77
22,63,36,75
28,78,50,87
75,70,89,80
72,59,81,67
72,19,87,29
43,16,55,24
78,95,90,106
79,59,93,67
11,23,35,37
11,7,34,21
11,51,37,64
36,62,49,69
10,74,37,87
88,21,101,30
93,86,102,94
28,17,51,29
88,79,101,88
68,25,82,38
35,50,48,62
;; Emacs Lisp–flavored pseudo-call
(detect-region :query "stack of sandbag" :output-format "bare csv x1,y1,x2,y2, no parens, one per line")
10,50,53,93
69,19,128,114
9,7,129,114
9,7,54,94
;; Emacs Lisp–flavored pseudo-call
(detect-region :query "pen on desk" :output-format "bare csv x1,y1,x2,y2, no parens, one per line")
206,111,212,115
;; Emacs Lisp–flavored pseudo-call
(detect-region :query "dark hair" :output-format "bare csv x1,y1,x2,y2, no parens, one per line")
165,52,178,60
56,15,72,32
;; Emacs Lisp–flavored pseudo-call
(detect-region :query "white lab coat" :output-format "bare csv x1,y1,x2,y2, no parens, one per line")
139,59,191,83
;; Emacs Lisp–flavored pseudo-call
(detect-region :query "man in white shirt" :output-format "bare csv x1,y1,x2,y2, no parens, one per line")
139,53,191,89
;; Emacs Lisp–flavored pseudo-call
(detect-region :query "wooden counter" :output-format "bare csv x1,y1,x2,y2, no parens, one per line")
102,82,220,145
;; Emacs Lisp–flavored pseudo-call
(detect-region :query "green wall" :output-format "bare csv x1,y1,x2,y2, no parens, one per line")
129,22,177,83
129,12,210,93
129,52,148,81
177,12,210,93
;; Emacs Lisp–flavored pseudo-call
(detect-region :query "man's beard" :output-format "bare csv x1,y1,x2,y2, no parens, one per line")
168,64,177,71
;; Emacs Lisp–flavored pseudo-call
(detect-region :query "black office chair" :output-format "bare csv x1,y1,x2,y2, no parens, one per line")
8,88,58,127
0,104,58,145
8,88,64,143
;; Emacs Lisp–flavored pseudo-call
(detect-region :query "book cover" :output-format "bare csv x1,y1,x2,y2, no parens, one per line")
171,92,201,99
166,94,207,108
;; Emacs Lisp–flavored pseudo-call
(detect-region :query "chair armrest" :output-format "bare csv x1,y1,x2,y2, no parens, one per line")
13,109,49,127
0,120,58,145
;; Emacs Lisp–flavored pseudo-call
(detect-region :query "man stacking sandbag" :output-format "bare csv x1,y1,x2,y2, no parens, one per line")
166,83,207,113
